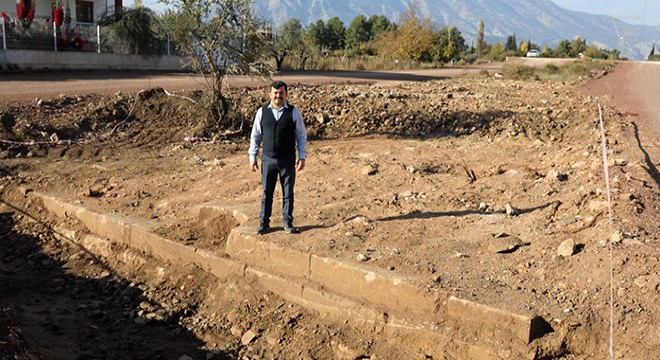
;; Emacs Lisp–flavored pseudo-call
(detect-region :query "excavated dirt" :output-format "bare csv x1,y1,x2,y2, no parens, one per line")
1,63,659,359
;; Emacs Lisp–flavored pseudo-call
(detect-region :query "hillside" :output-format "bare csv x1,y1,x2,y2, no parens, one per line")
254,0,660,59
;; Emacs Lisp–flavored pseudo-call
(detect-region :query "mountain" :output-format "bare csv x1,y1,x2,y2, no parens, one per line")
253,0,660,60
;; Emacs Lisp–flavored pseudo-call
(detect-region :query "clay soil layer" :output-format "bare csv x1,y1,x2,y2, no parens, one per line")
1,62,659,359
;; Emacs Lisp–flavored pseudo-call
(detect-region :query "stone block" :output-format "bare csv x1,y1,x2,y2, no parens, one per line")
227,230,311,278
246,268,303,300
447,296,552,344
309,255,443,321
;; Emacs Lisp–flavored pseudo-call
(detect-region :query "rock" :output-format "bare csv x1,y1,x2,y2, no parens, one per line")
241,329,258,345
331,340,363,360
546,169,568,182
361,164,378,176
342,215,371,227
230,325,243,337
226,309,239,323
315,112,329,124
608,158,628,166
588,200,609,213
558,217,578,226
611,231,623,244
557,239,576,257
478,202,488,212
488,234,528,253
622,238,644,246
580,215,599,228
505,203,518,216
633,274,659,291
357,253,370,262
18,186,33,197
178,355,194,360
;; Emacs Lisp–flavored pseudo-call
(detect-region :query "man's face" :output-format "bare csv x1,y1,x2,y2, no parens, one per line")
269,86,288,108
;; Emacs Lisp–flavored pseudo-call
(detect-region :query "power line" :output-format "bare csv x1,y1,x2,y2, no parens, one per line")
642,0,648,27
583,0,610,28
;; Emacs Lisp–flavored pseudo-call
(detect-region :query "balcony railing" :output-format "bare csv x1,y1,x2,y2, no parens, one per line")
1,16,176,55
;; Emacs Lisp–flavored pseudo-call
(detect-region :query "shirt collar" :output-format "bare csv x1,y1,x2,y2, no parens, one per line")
268,102,288,111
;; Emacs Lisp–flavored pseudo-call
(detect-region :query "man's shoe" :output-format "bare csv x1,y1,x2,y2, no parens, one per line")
256,223,269,234
284,223,299,234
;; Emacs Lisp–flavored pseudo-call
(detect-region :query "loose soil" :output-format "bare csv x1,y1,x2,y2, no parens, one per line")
1,62,659,359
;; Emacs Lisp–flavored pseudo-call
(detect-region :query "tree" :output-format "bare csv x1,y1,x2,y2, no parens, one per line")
345,15,372,52
583,44,598,58
540,45,553,57
489,42,505,61
505,34,517,52
649,44,656,59
382,7,435,61
162,0,272,128
369,15,393,37
433,26,468,63
519,41,529,54
606,48,621,60
371,28,397,59
325,16,346,50
98,7,161,55
307,19,330,53
527,39,539,51
570,37,587,57
555,39,572,58
476,19,484,57
272,18,303,70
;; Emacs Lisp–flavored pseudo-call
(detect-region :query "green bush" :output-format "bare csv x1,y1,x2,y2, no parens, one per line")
543,63,560,75
649,54,660,62
462,53,479,64
502,63,538,81
536,59,613,83
564,60,590,77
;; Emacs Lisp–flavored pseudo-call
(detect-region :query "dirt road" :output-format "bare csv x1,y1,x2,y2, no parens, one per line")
581,61,660,137
579,61,660,191
0,66,501,105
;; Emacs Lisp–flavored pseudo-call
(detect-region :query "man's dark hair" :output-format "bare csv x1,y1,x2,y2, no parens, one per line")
271,80,288,92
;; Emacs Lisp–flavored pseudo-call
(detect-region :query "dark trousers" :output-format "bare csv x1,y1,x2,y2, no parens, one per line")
260,154,296,225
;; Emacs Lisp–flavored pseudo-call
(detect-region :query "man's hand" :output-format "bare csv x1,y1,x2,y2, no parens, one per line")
250,160,259,172
297,159,305,171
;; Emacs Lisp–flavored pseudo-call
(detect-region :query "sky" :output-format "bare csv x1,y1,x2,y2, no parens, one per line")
551,0,660,26
132,0,660,27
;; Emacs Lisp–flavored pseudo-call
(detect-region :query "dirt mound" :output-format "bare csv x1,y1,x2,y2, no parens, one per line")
0,88,224,160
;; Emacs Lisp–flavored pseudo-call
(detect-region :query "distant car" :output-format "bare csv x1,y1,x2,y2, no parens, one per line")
526,50,540,58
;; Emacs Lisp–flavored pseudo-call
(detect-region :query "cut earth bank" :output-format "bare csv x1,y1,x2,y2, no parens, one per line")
1,63,659,359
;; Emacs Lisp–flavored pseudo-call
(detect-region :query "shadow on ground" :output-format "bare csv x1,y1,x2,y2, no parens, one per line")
0,200,228,360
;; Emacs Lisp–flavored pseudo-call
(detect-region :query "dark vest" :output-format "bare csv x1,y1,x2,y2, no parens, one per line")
261,105,296,159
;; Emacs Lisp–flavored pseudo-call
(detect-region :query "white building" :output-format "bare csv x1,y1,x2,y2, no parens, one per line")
0,0,121,29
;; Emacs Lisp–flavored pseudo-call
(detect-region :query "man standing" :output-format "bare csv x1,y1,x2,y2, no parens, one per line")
249,81,307,234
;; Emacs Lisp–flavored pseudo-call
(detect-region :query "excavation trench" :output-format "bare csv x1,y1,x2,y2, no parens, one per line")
31,189,555,358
